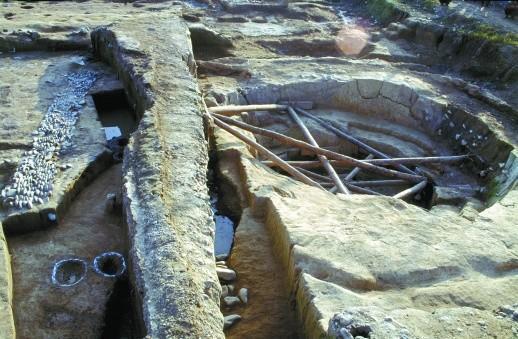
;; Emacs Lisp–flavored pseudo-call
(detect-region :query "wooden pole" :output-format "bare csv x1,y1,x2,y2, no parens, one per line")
295,167,333,182
287,107,350,195
363,155,469,165
346,184,383,196
211,116,324,190
293,107,417,175
208,104,287,116
345,154,374,181
393,181,427,199
293,168,380,195
330,154,373,194
211,113,426,183
348,180,408,187
261,154,468,167
262,160,351,169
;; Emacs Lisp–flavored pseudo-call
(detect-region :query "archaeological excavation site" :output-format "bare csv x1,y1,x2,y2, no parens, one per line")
0,0,517,338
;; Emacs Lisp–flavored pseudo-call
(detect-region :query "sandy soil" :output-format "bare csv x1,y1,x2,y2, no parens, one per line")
8,164,125,339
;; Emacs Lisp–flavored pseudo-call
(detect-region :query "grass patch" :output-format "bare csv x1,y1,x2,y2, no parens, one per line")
365,0,409,23
462,24,518,47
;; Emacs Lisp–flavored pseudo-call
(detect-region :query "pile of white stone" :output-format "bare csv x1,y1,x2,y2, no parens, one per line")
1,70,96,210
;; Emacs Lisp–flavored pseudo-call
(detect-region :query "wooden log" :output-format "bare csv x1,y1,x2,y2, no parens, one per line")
212,113,426,183
262,160,351,169
346,184,383,196
393,181,427,199
293,107,417,175
345,154,374,181
279,101,314,110
295,167,333,183
211,116,324,190
287,106,350,195
209,104,287,116
348,180,408,187
330,154,373,194
294,168,380,195
262,154,468,167
319,182,335,188
363,155,469,165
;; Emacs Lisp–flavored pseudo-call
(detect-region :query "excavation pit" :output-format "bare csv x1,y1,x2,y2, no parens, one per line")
210,80,517,339
212,78,515,209
92,89,137,140
51,258,87,287
93,252,126,278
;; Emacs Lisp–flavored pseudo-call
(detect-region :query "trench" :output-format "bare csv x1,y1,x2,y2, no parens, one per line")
2,53,141,338
208,150,301,338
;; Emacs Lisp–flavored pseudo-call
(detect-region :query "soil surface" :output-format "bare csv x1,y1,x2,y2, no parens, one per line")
8,164,125,339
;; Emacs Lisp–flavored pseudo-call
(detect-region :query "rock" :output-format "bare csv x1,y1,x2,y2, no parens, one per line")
223,296,241,307
251,16,267,23
224,314,241,330
188,23,233,50
432,186,478,206
204,96,218,108
238,287,248,304
221,285,229,298
217,15,248,23
216,267,236,281
105,192,116,211
227,284,234,293
182,13,200,22
215,253,228,261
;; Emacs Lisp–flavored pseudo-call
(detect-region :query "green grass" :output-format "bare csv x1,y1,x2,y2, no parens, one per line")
366,0,407,23
366,0,518,47
462,24,518,47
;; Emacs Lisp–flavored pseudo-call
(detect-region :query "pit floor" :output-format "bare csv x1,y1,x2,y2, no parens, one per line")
8,164,125,339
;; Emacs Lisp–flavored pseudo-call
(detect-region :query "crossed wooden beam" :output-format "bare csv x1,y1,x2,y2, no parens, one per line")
206,104,469,199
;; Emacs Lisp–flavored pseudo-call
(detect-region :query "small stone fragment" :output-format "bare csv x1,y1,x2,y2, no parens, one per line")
223,296,241,307
215,253,228,261
224,314,241,330
216,267,236,281
221,285,229,298
238,288,248,304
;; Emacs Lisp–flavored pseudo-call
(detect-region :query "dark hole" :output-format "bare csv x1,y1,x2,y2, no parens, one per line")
92,89,137,139
100,257,119,276
190,30,234,61
101,278,136,338
21,5,34,9
349,324,372,338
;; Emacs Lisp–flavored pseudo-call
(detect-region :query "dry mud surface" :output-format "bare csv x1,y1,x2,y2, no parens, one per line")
0,0,517,338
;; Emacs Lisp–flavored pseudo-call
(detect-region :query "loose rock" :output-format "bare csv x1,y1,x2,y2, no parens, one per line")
221,285,229,298
238,287,248,304
224,314,241,330
216,267,236,281
223,296,241,307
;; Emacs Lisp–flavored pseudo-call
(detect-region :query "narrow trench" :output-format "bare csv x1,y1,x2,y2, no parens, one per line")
208,149,300,338
93,87,138,339
7,74,140,338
